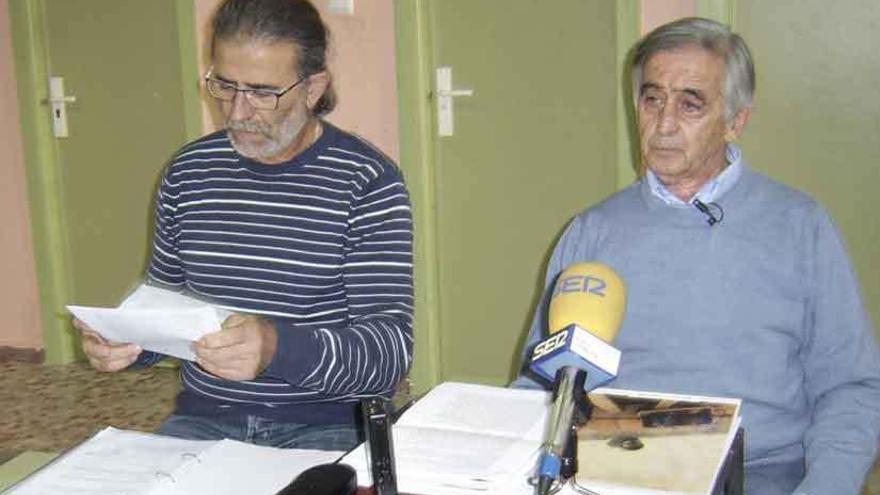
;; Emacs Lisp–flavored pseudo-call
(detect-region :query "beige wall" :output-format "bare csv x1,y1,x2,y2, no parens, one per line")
195,0,400,161
0,0,44,350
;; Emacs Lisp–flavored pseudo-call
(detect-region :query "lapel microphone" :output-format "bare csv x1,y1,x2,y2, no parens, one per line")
692,198,724,226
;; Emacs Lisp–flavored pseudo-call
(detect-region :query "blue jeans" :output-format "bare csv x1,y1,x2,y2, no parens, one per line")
157,414,361,451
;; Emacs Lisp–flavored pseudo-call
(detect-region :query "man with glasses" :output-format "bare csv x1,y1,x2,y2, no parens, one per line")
76,0,413,451
515,17,880,494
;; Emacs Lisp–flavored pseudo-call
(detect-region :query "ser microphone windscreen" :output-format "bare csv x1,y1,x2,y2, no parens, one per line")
529,262,626,391
548,262,626,342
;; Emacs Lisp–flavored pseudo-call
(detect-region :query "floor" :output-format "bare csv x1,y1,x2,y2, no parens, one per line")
1,360,878,494
0,360,179,456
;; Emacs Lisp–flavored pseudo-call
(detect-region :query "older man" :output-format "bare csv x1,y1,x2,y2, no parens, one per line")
516,17,880,495
76,0,413,451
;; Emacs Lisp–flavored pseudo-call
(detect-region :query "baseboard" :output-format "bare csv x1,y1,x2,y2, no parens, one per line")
0,346,44,363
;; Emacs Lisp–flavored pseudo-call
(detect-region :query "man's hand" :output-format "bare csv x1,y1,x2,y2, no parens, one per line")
74,318,142,372
194,314,279,381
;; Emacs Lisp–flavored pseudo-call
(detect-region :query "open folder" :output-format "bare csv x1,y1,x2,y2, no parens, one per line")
2,428,342,495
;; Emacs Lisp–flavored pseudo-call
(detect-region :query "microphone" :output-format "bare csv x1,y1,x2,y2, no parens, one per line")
692,198,724,226
529,262,626,495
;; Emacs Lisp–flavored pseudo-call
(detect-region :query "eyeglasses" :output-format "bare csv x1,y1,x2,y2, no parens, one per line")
204,68,307,110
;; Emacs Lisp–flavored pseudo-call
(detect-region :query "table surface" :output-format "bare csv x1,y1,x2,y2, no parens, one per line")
0,450,57,491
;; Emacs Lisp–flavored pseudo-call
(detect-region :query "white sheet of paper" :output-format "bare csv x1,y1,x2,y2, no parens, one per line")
397,382,550,440
7,427,343,495
67,285,230,361
6,427,215,495
154,440,343,495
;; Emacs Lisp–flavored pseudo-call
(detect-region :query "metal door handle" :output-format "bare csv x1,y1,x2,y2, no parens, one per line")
45,76,76,137
42,95,77,104
437,89,474,98
435,66,474,137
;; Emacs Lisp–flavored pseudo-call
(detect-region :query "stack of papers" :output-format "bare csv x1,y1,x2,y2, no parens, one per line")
4,427,342,495
67,285,232,361
342,382,552,495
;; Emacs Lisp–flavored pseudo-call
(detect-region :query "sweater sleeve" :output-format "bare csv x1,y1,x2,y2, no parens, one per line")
263,164,414,398
146,166,184,288
510,215,593,389
794,207,880,494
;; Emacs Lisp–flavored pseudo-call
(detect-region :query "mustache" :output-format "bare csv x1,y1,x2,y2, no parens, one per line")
227,120,270,134
648,140,682,150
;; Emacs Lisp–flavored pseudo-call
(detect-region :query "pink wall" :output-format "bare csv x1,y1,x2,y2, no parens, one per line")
194,0,400,161
642,0,698,33
0,0,44,349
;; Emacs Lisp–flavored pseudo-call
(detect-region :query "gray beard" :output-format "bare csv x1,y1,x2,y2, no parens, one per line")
227,114,306,162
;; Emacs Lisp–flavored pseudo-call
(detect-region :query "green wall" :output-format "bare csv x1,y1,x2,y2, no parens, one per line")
733,0,880,330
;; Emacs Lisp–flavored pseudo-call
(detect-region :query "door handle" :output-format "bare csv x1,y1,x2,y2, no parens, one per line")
43,76,76,138
435,66,473,137
437,89,474,98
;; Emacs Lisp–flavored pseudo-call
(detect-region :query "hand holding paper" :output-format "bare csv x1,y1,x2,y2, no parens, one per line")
68,284,233,362
75,320,142,372
195,314,279,381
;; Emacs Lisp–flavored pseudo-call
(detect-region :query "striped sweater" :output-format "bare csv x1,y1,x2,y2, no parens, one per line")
140,122,413,424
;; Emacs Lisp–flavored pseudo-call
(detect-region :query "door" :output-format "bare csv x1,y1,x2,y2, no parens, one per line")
398,1,624,387
11,0,200,362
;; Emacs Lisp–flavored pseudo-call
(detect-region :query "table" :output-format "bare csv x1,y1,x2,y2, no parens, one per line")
0,451,57,492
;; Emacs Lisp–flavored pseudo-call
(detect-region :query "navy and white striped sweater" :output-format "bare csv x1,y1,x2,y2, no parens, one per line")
141,122,413,424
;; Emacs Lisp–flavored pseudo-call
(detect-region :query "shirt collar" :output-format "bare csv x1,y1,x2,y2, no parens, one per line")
646,144,743,206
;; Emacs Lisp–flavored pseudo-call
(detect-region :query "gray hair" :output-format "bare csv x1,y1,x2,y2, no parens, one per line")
631,17,755,122
211,0,336,116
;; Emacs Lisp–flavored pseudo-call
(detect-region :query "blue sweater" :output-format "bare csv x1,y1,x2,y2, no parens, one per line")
140,122,413,426
516,161,880,494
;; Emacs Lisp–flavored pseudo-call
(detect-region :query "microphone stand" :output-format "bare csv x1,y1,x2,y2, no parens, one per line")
537,368,588,495
559,421,579,480
560,389,593,481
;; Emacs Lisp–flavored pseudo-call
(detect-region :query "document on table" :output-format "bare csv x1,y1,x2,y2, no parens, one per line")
342,382,552,495
3,428,215,495
3,427,342,495
66,284,233,361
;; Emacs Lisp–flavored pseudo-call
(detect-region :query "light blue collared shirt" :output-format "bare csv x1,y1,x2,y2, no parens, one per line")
646,144,743,206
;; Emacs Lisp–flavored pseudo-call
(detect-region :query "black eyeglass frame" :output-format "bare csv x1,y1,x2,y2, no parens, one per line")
203,67,307,110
